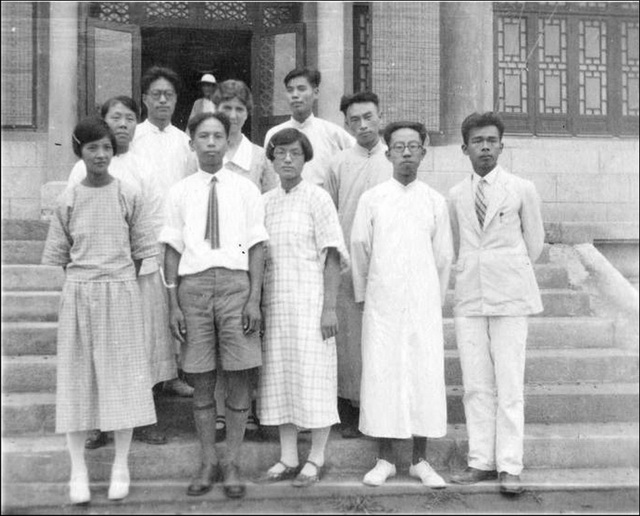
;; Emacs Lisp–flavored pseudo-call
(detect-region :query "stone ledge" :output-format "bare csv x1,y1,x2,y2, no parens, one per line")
545,222,640,244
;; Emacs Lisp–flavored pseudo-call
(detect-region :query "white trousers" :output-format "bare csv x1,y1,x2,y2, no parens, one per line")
455,316,527,475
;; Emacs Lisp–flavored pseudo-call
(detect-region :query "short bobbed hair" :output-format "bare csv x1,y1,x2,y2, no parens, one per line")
266,128,314,162
383,121,429,147
212,80,253,111
187,112,231,139
100,96,140,120
461,112,505,145
72,117,118,158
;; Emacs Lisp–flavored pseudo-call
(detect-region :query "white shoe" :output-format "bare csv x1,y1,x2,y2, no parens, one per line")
69,470,91,504
108,464,130,500
362,459,396,486
409,459,446,489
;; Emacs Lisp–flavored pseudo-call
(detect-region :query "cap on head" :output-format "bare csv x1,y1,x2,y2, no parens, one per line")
199,74,217,85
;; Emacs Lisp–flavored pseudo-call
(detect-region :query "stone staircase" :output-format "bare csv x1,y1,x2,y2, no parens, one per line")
1,219,638,511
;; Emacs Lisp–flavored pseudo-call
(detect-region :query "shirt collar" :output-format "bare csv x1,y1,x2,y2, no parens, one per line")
473,164,502,186
143,119,175,134
196,166,233,184
354,139,386,158
224,135,252,171
289,113,315,130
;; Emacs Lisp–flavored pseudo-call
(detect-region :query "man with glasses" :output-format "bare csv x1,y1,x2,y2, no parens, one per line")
263,67,354,188
324,92,392,439
350,121,453,488
448,112,544,496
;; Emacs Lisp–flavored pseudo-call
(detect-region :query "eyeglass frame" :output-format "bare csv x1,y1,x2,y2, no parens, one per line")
273,148,305,160
389,141,424,154
146,89,177,101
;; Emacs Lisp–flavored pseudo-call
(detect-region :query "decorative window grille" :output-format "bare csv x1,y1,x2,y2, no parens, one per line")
353,3,372,93
98,2,130,23
494,2,639,136
146,2,189,20
1,2,37,129
204,2,249,22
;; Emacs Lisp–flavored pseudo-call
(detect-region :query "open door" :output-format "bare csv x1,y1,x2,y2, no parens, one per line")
251,23,305,145
82,19,141,117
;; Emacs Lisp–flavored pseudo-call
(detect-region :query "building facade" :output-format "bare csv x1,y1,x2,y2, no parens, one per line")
2,1,639,231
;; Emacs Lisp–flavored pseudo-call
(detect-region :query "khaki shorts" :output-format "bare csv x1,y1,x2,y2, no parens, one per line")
178,268,261,373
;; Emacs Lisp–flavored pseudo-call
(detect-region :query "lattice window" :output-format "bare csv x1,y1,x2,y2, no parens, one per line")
98,2,130,23
263,4,295,28
353,3,372,93
204,2,248,22
494,2,639,135
497,16,528,114
621,21,639,117
1,2,36,129
538,17,567,114
258,35,276,116
146,2,189,20
578,20,607,115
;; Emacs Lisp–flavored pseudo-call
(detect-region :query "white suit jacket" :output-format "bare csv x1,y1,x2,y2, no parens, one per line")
448,166,544,316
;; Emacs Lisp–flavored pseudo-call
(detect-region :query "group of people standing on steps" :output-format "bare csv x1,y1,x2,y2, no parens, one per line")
43,63,544,505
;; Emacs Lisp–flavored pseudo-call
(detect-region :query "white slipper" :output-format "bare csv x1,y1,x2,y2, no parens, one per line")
409,459,446,488
362,458,396,486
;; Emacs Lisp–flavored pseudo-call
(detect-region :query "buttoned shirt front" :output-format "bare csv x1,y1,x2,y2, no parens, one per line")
264,113,355,187
159,167,268,276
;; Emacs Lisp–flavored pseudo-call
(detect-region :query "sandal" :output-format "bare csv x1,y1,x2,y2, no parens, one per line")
256,461,300,483
292,460,324,488
215,415,226,442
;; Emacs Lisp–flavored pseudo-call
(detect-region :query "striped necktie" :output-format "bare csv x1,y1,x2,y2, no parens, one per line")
205,176,220,249
475,178,487,229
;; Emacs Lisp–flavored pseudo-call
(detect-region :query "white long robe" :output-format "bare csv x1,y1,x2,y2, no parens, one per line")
350,178,453,438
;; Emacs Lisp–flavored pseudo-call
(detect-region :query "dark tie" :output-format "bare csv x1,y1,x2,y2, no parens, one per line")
205,176,220,249
475,178,487,229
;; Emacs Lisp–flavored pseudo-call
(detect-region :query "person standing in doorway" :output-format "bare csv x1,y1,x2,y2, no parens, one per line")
324,91,392,439
448,112,544,496
351,121,453,488
188,73,218,123
263,67,354,188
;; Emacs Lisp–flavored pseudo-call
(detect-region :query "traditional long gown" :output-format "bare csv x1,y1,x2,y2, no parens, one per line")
324,141,393,401
258,180,349,429
42,179,158,432
350,178,453,438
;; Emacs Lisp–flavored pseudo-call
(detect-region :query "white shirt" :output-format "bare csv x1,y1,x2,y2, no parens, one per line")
263,113,355,188
131,120,197,198
159,167,269,276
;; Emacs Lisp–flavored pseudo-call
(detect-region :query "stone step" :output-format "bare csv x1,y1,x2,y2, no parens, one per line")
1,219,50,241
2,468,638,513
4,349,637,394
0,317,616,357
1,262,569,292
1,423,637,484
4,384,638,436
1,240,46,265
1,289,592,323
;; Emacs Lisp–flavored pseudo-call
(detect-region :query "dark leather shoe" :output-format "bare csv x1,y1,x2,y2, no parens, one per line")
499,472,524,495
187,462,220,496
450,467,498,485
340,425,363,439
221,462,246,499
133,424,168,445
85,429,109,450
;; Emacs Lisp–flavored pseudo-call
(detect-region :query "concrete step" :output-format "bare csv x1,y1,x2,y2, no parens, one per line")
1,289,592,323
1,240,46,265
4,349,637,394
2,468,638,513
0,317,616,357
1,423,637,484
0,263,574,292
4,384,638,436
1,219,50,241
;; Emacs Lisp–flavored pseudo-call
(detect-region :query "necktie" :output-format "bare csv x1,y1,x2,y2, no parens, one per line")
475,178,487,229
205,176,220,249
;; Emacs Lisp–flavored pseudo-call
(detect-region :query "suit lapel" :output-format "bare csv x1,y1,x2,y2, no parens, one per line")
460,176,483,235
484,169,509,229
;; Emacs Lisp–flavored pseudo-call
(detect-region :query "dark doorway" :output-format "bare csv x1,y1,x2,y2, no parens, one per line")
141,27,252,135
